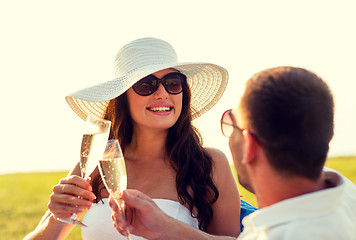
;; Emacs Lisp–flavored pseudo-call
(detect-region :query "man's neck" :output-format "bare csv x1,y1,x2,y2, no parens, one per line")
254,171,325,208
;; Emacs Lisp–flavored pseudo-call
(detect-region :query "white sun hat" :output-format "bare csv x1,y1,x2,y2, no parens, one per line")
65,37,228,120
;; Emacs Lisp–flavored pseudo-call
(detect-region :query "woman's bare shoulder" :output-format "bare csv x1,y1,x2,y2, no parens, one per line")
204,147,233,179
204,147,229,166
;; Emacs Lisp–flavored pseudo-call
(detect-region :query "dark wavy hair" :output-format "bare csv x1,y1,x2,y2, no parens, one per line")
91,81,219,230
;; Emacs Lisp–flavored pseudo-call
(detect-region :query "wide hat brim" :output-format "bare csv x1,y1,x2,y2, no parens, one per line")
65,62,228,121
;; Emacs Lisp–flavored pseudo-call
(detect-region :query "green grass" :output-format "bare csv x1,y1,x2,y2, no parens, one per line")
0,171,82,239
1,156,355,239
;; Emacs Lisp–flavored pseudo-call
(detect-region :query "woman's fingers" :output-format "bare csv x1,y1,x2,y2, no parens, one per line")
59,175,92,191
52,183,96,201
48,176,96,219
50,191,93,208
48,195,88,219
48,200,85,215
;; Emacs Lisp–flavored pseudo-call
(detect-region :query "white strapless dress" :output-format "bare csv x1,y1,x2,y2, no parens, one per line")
81,198,199,240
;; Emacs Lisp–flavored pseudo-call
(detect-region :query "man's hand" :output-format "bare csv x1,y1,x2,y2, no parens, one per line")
109,189,172,240
109,190,235,240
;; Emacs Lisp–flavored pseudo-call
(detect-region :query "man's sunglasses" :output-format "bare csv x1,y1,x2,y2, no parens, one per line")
221,109,263,145
221,109,243,138
132,72,187,96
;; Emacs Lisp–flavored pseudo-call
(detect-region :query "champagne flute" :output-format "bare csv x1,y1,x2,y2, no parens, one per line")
98,139,131,240
57,114,111,227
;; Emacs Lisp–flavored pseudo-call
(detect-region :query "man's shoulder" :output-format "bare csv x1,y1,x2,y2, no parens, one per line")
265,217,355,240
239,180,356,240
323,167,356,196
239,222,354,240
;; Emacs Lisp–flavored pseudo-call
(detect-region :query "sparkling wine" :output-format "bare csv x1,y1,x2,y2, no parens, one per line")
80,133,108,178
56,115,111,228
99,158,127,197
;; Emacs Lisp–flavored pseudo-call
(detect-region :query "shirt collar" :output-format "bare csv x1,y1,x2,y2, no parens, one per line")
242,170,345,230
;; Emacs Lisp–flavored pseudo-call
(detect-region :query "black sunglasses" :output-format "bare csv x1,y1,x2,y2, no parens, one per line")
132,72,186,96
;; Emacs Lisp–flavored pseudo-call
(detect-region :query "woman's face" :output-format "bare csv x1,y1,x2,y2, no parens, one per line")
126,68,183,131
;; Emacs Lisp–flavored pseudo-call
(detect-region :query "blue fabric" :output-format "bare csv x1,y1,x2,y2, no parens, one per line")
240,199,257,232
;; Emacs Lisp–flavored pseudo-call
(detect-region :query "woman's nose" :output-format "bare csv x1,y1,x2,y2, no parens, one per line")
153,83,169,99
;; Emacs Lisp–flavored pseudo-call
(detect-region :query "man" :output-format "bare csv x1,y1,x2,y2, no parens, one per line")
110,66,356,239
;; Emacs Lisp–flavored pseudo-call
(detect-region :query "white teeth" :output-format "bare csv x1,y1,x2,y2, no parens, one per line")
149,107,171,112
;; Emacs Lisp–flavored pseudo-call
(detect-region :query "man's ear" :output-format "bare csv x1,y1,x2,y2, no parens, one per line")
242,130,259,164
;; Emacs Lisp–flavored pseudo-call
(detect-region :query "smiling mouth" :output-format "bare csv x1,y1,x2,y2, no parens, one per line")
147,106,172,112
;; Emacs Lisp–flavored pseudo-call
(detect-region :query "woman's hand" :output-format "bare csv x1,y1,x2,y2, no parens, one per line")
48,175,96,219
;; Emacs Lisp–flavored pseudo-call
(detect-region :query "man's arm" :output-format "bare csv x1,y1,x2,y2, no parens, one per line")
109,190,236,240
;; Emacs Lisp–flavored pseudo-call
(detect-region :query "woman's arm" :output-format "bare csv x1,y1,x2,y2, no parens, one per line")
24,162,95,240
24,212,74,240
205,147,241,237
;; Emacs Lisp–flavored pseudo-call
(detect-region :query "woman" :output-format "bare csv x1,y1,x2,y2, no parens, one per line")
25,37,242,239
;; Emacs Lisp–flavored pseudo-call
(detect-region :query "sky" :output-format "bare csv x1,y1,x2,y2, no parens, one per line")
0,0,355,174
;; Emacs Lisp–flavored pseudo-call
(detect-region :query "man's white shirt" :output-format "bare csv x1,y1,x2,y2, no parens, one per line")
238,168,356,240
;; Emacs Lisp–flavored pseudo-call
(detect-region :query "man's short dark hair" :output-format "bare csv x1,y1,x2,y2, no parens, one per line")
241,66,334,180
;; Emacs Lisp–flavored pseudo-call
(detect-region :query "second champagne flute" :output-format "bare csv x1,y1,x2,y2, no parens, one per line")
98,139,131,240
